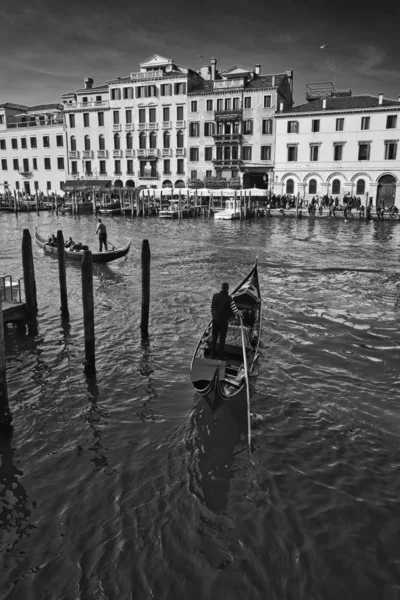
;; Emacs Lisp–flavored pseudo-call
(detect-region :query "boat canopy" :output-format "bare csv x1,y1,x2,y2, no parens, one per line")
62,179,112,191
138,187,269,198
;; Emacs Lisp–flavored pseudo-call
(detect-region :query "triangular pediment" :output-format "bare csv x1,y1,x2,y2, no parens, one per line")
220,64,252,77
140,54,173,68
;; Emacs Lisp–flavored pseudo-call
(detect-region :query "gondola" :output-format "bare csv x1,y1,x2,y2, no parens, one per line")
35,229,131,263
190,262,261,412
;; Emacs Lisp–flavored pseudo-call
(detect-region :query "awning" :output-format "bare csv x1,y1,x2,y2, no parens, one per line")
61,179,111,191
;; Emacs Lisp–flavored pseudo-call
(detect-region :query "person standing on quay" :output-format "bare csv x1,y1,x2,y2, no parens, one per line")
96,218,108,252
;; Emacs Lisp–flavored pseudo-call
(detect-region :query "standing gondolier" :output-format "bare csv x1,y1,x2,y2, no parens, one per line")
96,218,108,252
211,282,240,360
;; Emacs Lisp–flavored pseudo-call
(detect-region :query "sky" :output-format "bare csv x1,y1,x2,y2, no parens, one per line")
1,0,399,107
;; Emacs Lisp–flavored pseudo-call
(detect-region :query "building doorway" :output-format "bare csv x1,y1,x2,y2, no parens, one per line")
377,174,396,206
24,182,31,195
242,172,269,189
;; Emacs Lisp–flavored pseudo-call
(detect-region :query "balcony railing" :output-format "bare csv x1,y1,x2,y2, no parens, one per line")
82,150,93,159
162,121,172,129
212,158,242,166
114,172,123,176
7,116,64,129
97,150,108,158
138,174,159,179
113,124,122,131
162,148,172,156
176,120,186,128
213,133,241,143
125,149,135,158
214,109,242,121
130,70,164,80
113,149,123,158
125,123,134,130
137,149,159,157
68,150,80,159
176,148,186,157
138,122,158,130
65,100,109,109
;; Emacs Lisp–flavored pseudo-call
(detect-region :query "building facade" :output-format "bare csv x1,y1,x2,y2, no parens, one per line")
0,103,66,196
274,88,400,206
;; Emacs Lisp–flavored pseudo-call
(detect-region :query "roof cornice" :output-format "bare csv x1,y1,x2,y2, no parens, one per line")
275,105,400,118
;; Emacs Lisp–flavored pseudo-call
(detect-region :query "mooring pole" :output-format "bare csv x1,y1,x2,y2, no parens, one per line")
81,250,95,372
57,230,69,318
0,294,12,429
22,229,38,320
141,239,150,338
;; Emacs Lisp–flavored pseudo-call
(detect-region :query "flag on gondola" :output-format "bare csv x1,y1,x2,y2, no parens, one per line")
320,44,327,49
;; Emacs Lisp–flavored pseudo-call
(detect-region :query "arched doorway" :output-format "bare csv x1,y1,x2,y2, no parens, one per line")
126,180,135,188
175,180,185,188
377,174,396,206
162,180,172,188
113,179,123,188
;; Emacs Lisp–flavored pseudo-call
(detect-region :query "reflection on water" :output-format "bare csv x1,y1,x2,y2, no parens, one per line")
1,213,400,598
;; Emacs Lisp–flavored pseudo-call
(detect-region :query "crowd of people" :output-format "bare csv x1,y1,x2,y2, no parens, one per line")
46,234,88,252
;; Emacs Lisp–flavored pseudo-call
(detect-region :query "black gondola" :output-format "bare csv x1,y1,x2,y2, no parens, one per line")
35,229,131,263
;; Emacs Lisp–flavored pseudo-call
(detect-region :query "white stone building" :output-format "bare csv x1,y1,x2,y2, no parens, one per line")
0,103,66,196
274,86,400,206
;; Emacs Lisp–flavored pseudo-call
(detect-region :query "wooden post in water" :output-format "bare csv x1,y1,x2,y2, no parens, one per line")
13,190,18,215
141,239,150,338
35,189,39,214
0,294,12,429
178,189,182,220
92,187,96,214
57,230,69,318
296,191,300,219
81,250,95,372
22,229,38,320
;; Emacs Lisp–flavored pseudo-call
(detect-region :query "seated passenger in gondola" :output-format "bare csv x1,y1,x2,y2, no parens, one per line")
64,236,74,248
47,234,57,246
71,242,83,251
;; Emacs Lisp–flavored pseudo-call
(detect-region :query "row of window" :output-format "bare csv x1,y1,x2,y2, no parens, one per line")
285,178,366,196
0,157,65,171
71,159,186,177
192,95,272,112
0,135,64,151
13,181,55,191
287,115,398,134
71,131,186,151
188,145,272,161
69,106,186,128
286,141,398,162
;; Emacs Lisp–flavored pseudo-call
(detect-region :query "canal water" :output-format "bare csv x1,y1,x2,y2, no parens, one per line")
1,212,400,600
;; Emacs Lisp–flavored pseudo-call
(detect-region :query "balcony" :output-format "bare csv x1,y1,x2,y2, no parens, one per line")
113,124,122,131
114,172,123,176
131,69,164,80
214,109,242,121
82,150,93,159
162,148,172,157
212,158,242,167
68,150,80,159
125,123,134,131
125,149,135,158
65,100,109,109
97,150,108,158
113,149,123,158
162,121,172,129
137,149,159,158
306,81,352,101
213,133,241,143
7,116,64,129
138,122,158,130
176,148,186,157
176,120,186,128
138,174,159,179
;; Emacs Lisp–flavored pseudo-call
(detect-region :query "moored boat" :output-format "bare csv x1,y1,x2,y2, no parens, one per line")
214,199,241,220
190,262,261,411
35,229,131,263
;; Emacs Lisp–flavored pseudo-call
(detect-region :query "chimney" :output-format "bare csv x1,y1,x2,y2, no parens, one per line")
271,75,276,87
279,102,284,112
322,98,327,109
254,63,261,76
85,77,93,89
210,57,217,80
379,92,384,105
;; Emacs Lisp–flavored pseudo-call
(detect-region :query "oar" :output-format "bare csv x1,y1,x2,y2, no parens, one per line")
107,238,117,250
240,315,252,456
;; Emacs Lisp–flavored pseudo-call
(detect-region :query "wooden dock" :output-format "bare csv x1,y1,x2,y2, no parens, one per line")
2,299,27,323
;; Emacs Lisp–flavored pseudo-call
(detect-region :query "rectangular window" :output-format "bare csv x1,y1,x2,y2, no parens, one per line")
224,98,231,111
56,135,63,147
125,109,132,123
312,119,320,133
47,181,51,190
23,158,29,171
57,157,64,169
264,95,272,108
287,121,299,133
30,137,37,149
287,145,298,161
149,108,156,123
69,114,75,128
161,83,172,96
310,145,319,161
189,147,199,161
358,143,370,160
32,158,37,170
217,99,223,111
334,144,343,161
191,170,197,180
127,159,133,174
361,116,370,130
206,99,213,111
11,138,18,149
98,112,104,126
163,106,170,121
0,116,3,125
111,88,121,100
85,161,92,175
15,182,19,190
174,82,186,95
44,157,51,169
386,115,397,129
113,111,119,125
205,146,213,161
114,160,121,174
204,122,215,136
13,158,19,170
262,119,273,134
189,122,200,137
139,108,146,124
224,146,231,160
99,160,106,174
163,159,171,175
216,146,223,160
83,113,90,127
206,170,212,178
123,87,133,99
0,140,5,150
244,97,252,109
34,181,39,190
243,120,253,134
21,138,27,149
336,118,344,131
384,142,397,160
71,161,78,174
177,158,184,174
261,146,271,160
191,100,198,112
177,106,184,121
242,146,252,160
43,136,50,148
233,97,240,110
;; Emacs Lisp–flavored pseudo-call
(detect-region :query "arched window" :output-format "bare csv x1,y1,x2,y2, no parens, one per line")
149,131,157,149
114,133,120,150
139,132,146,150
70,135,76,151
126,133,133,150
177,130,184,149
308,179,317,195
163,130,170,149
99,134,105,150
84,135,91,151
356,179,365,195
286,178,294,194
332,179,341,194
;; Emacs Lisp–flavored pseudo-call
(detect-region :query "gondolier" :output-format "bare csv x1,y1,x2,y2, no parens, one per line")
211,282,240,360
96,218,108,252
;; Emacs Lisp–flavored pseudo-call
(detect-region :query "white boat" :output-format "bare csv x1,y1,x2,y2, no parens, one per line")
158,201,189,219
214,199,241,220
